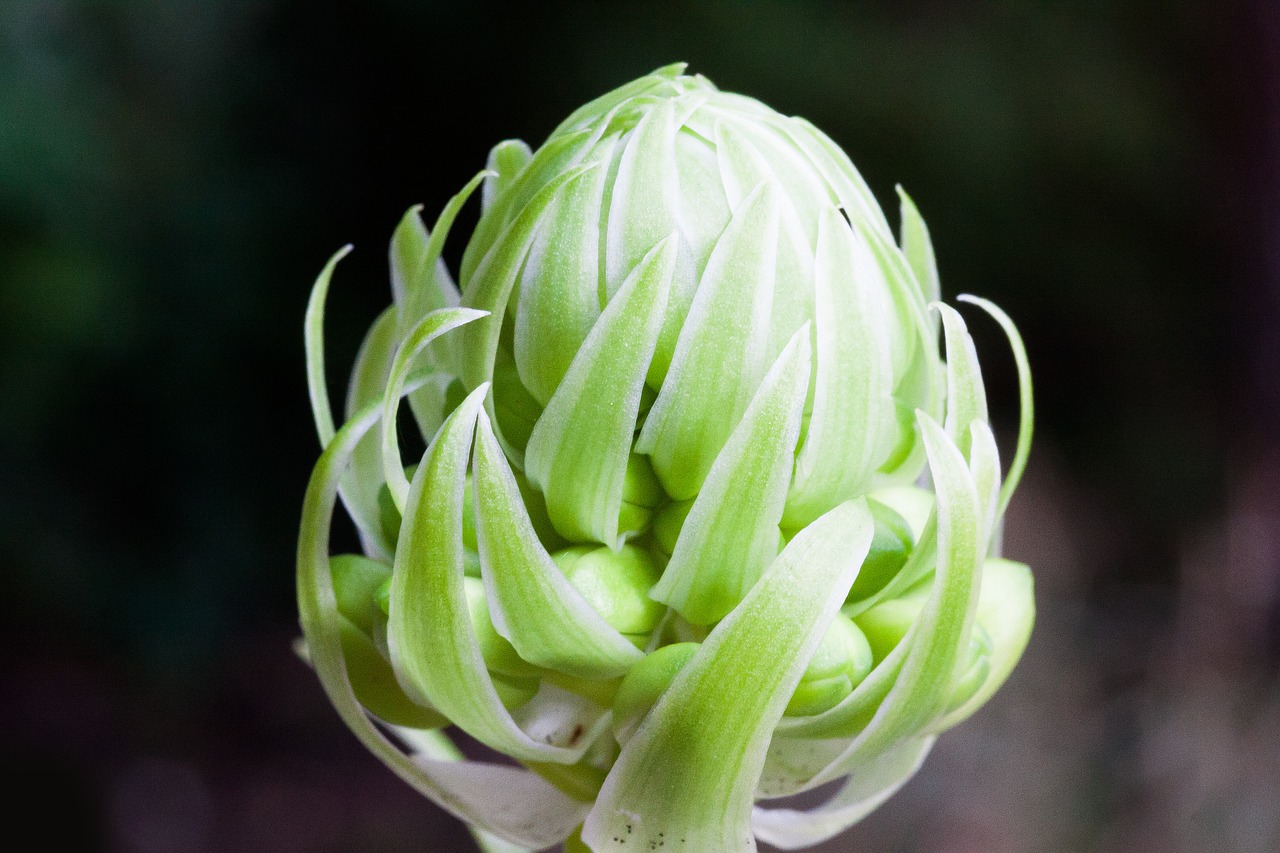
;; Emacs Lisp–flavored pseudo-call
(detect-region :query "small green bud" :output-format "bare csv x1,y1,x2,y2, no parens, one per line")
611,642,700,745
854,583,927,663
844,498,914,603
553,544,665,643
615,452,665,539
651,497,694,558
785,613,874,717
330,553,392,635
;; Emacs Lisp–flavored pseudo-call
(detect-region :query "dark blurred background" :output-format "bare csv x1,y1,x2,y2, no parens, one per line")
2,1,1278,851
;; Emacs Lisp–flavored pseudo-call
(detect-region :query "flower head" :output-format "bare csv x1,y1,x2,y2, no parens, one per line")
298,64,1035,852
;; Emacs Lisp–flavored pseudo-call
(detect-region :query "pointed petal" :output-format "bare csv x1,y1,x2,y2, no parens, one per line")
473,411,643,678
936,302,989,459
636,182,779,499
458,163,602,461
297,386,586,850
581,500,874,853
483,139,534,213
397,171,489,337
785,207,895,527
387,386,598,763
514,136,614,405
525,235,678,545
895,187,941,305
651,325,811,624
305,244,352,448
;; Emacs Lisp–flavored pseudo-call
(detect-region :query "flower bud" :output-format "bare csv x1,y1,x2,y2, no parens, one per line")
299,64,1037,852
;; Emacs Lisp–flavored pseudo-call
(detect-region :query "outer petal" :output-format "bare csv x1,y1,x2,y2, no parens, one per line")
752,736,935,849
650,324,811,624
387,386,603,764
524,235,678,546
473,411,643,679
636,182,779,499
297,366,588,849
581,500,873,853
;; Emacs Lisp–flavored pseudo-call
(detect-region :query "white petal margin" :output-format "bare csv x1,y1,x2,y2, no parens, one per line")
297,364,588,849
581,500,874,853
387,385,606,764
752,736,936,849
473,410,644,678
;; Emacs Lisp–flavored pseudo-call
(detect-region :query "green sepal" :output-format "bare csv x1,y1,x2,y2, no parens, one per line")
551,545,665,637
636,182,780,500
785,613,874,717
474,411,646,680
524,235,678,546
650,324,811,624
330,553,392,636
581,500,873,853
338,615,448,729
843,499,913,604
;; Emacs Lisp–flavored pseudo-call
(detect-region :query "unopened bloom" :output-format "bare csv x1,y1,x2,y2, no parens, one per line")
298,64,1035,852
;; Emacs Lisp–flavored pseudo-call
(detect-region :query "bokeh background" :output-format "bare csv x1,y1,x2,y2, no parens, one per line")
3,1,1278,851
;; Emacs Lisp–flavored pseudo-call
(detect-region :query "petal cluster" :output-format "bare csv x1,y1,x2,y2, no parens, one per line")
298,64,1036,853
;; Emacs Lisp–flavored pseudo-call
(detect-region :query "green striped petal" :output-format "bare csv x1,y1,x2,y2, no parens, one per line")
809,412,984,787
636,182,780,499
524,235,678,546
341,307,400,558
459,163,602,460
580,500,873,853
387,385,597,763
513,135,614,405
473,411,643,679
785,207,895,527
298,379,588,849
650,324,811,624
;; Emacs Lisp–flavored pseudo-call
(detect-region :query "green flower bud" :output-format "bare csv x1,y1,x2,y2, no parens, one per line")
784,613,874,717
299,64,1037,853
